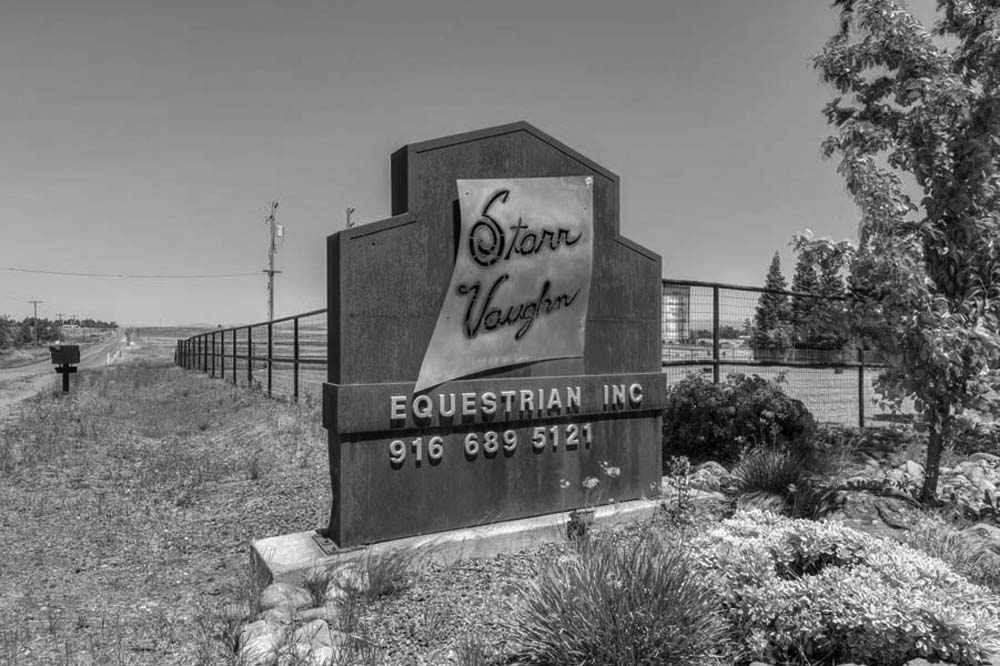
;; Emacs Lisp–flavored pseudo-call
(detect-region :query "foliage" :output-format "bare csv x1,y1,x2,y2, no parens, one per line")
505,532,732,666
691,510,1000,665
894,517,1000,593
810,0,1000,502
733,447,804,498
753,251,793,355
0,315,117,350
790,237,851,351
662,373,816,465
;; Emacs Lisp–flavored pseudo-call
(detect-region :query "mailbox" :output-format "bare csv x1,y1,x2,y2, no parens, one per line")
49,345,80,365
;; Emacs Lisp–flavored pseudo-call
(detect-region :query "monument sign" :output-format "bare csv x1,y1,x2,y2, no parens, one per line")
323,122,665,547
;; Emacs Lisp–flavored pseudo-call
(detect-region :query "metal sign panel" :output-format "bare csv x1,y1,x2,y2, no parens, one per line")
415,177,594,391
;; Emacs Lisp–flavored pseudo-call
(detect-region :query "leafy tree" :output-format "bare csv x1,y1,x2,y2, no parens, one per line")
790,254,820,345
812,0,1000,502
754,251,792,357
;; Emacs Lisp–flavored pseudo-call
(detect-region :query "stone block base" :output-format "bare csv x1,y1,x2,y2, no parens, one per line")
250,498,662,590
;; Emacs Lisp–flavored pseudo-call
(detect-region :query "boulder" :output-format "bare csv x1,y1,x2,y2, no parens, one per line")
690,461,733,491
259,582,313,612
818,489,924,538
325,562,370,597
280,619,350,666
902,459,924,479
969,452,1000,466
295,603,341,624
238,619,286,666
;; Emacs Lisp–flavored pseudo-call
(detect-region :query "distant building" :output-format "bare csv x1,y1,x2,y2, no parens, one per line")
662,284,690,343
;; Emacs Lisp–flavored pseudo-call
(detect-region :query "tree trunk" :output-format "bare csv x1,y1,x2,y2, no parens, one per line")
920,405,950,504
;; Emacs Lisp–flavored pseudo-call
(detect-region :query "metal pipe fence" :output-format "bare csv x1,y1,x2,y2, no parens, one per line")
174,309,326,404
175,280,913,426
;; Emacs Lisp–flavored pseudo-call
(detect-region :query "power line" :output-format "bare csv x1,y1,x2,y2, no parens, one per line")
1,266,260,279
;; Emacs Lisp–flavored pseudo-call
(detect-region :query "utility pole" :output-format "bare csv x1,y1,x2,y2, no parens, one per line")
56,313,64,343
263,201,281,322
28,300,42,346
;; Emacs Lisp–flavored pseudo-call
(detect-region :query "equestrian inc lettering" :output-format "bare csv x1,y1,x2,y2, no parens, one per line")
390,382,645,424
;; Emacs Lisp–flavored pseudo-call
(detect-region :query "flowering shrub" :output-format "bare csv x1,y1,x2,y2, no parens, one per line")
662,373,816,465
690,510,1000,665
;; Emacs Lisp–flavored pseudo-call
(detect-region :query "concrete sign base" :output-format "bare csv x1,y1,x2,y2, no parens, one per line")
250,497,663,591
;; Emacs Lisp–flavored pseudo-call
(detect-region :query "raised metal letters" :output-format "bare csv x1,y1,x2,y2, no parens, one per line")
415,177,594,391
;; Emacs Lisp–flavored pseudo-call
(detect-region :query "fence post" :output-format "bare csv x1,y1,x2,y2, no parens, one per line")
211,332,216,378
221,330,226,378
232,328,237,385
858,348,866,429
247,327,253,386
267,321,273,398
293,316,300,402
203,335,208,372
712,285,720,384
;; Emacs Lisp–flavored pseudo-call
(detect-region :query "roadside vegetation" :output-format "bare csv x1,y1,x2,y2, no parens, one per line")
5,332,1000,665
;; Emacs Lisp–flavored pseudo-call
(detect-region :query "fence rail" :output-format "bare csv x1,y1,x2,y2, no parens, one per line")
175,280,911,427
174,309,326,403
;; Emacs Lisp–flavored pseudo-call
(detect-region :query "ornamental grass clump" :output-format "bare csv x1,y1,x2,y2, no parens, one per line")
690,510,1000,666
733,447,804,497
504,532,732,666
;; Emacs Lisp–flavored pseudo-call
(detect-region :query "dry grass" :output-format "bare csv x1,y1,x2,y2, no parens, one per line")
0,347,328,665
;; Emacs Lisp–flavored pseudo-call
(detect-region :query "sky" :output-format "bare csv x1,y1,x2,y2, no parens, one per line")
0,0,940,327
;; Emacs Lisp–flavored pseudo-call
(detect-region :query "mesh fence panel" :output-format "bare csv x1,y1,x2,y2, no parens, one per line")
662,280,915,427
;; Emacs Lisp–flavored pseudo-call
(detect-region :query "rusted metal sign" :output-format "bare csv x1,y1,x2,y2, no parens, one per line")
415,176,594,391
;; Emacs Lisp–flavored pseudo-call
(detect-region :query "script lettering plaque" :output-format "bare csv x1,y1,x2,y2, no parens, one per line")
417,177,594,391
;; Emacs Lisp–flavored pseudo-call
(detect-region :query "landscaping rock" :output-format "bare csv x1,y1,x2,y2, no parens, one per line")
238,619,286,666
323,579,349,602
327,563,370,595
818,489,923,538
281,619,348,666
259,582,313,612
295,602,341,624
260,605,293,626
690,461,733,491
902,459,923,479
969,452,1000,465
904,659,956,666
961,522,1000,555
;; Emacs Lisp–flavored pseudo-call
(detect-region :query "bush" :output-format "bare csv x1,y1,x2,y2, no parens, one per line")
505,533,732,666
894,518,1000,593
690,510,1000,665
662,373,816,466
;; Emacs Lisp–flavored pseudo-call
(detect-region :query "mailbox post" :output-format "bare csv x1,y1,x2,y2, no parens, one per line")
49,344,80,392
